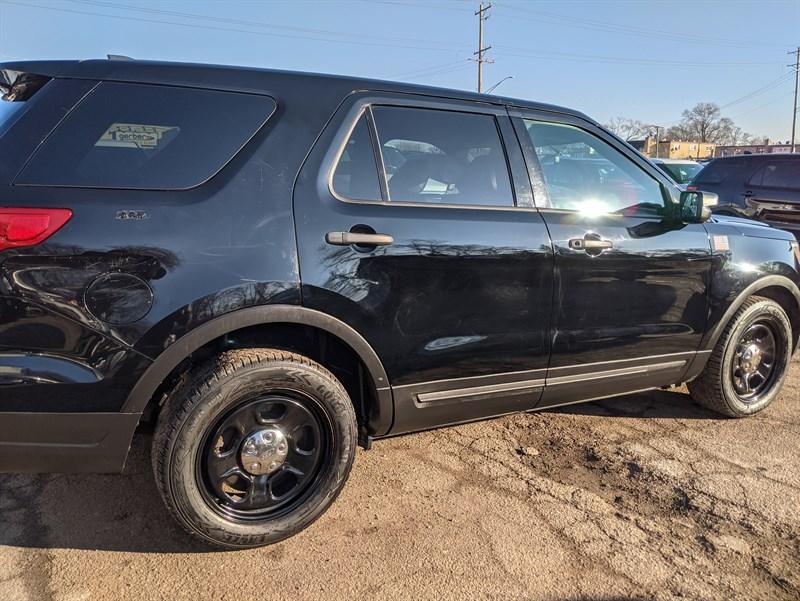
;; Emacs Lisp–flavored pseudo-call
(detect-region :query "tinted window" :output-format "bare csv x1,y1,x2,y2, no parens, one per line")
749,161,800,190
0,72,50,139
332,114,381,200
17,82,275,190
524,120,665,215
692,159,741,185
371,106,513,207
0,101,24,139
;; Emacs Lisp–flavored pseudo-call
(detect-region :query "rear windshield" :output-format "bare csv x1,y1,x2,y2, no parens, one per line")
16,82,276,190
0,71,50,139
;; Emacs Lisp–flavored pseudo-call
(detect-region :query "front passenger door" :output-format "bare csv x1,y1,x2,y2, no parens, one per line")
511,110,712,408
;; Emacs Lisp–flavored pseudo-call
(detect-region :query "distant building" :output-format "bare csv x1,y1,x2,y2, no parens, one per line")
629,136,715,160
714,139,794,157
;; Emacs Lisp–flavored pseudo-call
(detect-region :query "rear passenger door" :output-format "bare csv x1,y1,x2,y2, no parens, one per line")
295,94,553,435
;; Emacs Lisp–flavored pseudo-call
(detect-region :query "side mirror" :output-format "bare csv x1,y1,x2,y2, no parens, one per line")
678,190,715,223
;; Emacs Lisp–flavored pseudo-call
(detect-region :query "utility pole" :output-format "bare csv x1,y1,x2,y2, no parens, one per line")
473,3,493,93
790,47,799,153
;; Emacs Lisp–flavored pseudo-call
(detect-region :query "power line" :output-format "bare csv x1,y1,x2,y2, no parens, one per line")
493,1,791,50
1,0,470,54
494,46,777,67
718,72,795,110
388,59,469,80
67,0,465,48
729,90,795,119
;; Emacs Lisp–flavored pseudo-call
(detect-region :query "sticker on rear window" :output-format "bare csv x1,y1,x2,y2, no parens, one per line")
95,123,179,150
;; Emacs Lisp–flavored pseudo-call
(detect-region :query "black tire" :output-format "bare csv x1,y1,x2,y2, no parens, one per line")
152,348,357,549
688,296,792,417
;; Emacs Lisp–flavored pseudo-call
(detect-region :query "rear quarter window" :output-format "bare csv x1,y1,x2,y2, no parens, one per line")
16,82,276,190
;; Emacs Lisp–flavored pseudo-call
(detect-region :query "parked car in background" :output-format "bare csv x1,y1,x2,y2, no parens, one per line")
0,59,798,549
652,158,705,188
690,154,800,237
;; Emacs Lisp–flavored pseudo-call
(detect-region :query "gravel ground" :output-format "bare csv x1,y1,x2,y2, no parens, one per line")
1,358,798,601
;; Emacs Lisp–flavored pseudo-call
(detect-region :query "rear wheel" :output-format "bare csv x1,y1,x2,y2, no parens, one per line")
152,349,357,548
689,296,792,417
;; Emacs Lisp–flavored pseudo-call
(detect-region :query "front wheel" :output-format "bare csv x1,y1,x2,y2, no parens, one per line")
152,349,357,548
689,296,793,417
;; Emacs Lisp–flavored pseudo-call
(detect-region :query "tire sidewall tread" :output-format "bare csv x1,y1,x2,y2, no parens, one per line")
689,296,792,417
152,349,357,549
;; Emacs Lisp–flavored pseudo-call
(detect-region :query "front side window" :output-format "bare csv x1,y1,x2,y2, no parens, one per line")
17,82,276,190
371,106,513,207
523,119,666,216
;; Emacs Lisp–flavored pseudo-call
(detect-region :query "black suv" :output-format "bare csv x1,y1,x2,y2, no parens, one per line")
1,59,798,549
690,154,800,237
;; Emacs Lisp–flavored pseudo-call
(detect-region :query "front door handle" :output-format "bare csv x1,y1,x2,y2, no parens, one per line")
568,237,613,251
325,231,395,247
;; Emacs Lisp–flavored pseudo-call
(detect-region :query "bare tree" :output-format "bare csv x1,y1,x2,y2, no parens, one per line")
666,103,736,143
604,117,650,141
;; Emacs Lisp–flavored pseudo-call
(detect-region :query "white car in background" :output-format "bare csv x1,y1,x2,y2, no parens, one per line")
651,158,705,189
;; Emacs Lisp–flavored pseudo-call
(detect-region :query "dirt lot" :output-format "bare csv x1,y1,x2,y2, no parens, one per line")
1,359,798,601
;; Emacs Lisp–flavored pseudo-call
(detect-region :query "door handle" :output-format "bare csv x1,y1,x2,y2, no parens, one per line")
325,231,394,247
568,237,613,251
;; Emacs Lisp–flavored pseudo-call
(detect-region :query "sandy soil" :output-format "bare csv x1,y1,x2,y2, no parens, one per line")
1,360,798,601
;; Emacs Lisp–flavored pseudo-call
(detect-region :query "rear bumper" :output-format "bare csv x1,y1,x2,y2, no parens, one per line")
0,411,140,473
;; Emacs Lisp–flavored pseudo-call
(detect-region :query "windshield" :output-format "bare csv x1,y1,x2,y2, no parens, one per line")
658,162,704,184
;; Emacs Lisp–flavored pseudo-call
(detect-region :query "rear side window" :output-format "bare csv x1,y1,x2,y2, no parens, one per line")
748,161,800,190
17,82,275,190
332,114,381,201
371,106,513,207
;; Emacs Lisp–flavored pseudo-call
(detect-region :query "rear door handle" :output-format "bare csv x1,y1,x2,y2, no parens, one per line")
568,238,613,251
325,231,394,247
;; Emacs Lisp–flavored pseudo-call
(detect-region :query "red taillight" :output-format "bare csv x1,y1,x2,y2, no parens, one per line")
0,208,72,252
686,185,698,191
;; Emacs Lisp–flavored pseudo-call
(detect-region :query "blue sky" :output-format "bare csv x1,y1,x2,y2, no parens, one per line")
1,0,798,141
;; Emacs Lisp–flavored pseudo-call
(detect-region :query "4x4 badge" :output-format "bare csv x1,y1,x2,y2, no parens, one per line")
116,210,150,221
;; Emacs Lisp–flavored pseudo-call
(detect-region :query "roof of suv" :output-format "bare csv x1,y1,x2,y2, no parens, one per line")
710,154,800,163
0,58,594,123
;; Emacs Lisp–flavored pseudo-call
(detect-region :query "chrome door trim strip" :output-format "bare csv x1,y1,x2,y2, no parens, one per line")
392,367,548,391
545,351,701,374
417,378,545,405
545,360,687,386
392,351,697,408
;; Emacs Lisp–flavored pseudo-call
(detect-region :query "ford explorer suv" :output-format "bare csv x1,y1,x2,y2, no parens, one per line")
1,59,798,549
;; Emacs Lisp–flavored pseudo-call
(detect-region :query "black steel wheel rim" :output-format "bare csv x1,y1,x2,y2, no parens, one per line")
197,390,330,521
730,320,782,402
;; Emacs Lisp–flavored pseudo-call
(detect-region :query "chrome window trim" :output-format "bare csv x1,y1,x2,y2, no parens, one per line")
322,93,535,213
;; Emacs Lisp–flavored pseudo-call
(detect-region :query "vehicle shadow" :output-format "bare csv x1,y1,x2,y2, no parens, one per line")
0,389,717,554
547,387,722,420
0,427,215,554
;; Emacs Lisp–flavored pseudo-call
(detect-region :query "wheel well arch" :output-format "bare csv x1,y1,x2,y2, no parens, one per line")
751,284,800,351
124,306,393,437
705,276,800,353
